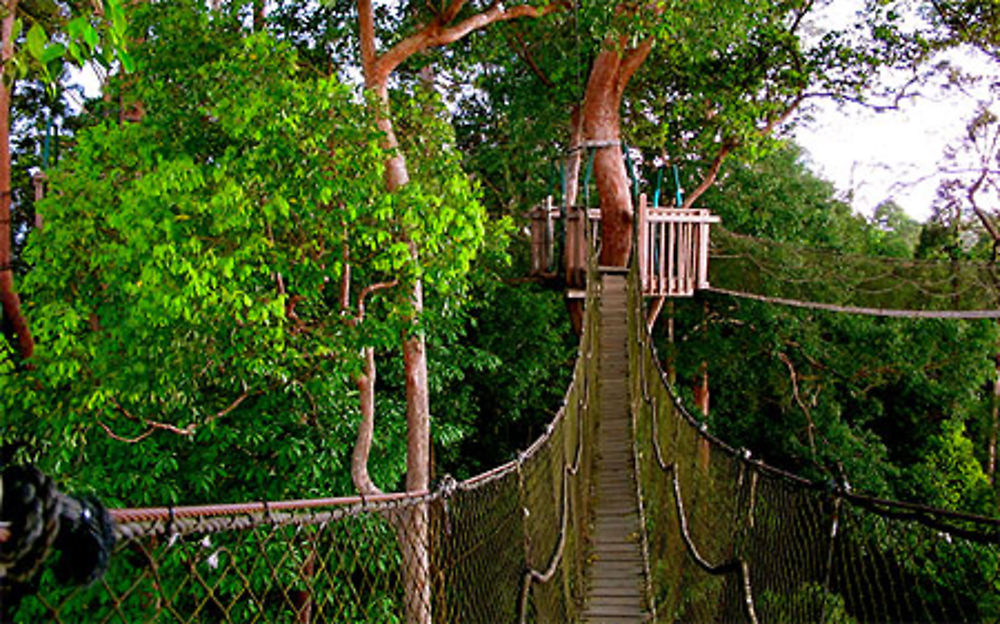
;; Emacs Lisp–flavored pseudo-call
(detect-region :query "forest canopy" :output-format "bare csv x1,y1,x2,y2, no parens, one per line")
0,0,998,522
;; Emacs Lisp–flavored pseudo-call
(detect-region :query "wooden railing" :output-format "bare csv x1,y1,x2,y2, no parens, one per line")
529,194,719,298
637,194,720,297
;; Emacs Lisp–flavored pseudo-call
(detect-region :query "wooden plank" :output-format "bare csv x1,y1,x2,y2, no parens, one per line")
580,274,650,623
663,222,671,297
699,221,711,289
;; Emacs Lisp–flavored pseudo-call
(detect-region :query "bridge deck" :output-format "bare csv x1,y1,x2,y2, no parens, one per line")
580,273,650,623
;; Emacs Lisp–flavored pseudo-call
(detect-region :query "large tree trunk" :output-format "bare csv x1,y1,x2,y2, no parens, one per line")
581,42,652,267
369,82,431,624
355,4,556,619
0,0,33,361
583,51,631,267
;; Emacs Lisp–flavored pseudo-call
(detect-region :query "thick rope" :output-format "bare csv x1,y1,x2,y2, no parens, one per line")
666,461,759,624
517,468,573,624
705,286,1000,319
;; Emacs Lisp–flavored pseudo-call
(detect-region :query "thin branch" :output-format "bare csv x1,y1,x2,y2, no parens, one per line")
354,279,400,325
759,93,805,137
788,0,815,36
109,396,196,436
778,352,817,458
506,27,555,89
97,421,156,444
682,141,734,209
967,169,1000,241
202,388,252,428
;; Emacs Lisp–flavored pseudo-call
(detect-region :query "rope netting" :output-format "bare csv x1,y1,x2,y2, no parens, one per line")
1,260,602,623
709,227,1000,318
627,259,1000,622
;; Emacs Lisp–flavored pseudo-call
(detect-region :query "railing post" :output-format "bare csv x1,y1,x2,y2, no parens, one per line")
638,193,648,295
545,195,555,274
698,212,710,290
530,203,544,275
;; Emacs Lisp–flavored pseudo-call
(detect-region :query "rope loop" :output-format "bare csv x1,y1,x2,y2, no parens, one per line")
0,465,115,588
0,465,61,584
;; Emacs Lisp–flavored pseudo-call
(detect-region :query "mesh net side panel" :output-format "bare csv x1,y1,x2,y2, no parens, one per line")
629,256,1000,623
710,228,1000,313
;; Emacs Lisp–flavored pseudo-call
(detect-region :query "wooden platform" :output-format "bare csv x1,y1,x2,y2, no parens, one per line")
580,274,650,623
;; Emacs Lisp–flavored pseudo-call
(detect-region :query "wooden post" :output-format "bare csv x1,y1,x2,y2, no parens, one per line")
530,204,544,275
545,195,555,274
664,221,671,297
698,214,710,289
638,193,648,294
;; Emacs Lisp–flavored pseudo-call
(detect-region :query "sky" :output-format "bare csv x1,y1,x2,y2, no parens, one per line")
794,52,995,223
793,2,999,224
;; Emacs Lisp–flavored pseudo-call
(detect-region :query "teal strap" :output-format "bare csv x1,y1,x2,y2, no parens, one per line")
653,167,664,209
673,164,683,207
623,141,639,201
583,147,596,209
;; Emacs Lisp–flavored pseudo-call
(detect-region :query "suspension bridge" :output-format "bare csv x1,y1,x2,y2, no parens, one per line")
4,203,1000,622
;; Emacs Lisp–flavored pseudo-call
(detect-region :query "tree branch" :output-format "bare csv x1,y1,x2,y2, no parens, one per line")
97,421,156,444
617,37,654,98
967,168,1000,242
354,279,400,326
352,346,382,496
375,1,561,79
759,93,805,137
778,352,817,459
682,141,735,209
357,0,379,83
506,27,554,89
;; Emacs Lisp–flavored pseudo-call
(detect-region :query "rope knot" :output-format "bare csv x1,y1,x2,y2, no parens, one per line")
435,474,458,499
0,465,61,584
0,465,115,589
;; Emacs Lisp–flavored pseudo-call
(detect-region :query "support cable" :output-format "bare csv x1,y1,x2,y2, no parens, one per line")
705,286,1000,319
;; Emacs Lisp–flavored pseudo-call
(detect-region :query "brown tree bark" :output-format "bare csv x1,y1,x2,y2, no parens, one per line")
355,4,558,621
351,346,381,496
581,40,652,267
0,0,34,361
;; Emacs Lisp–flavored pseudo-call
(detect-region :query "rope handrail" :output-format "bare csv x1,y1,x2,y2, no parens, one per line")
629,251,1000,622
714,227,1000,269
632,310,759,623
706,286,1000,319
640,297,1000,531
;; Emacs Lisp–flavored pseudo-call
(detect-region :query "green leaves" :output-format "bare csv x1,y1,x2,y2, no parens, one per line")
25,23,47,60
10,1,133,95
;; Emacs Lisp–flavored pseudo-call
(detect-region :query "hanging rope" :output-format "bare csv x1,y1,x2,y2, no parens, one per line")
704,286,1000,319
710,227,1000,317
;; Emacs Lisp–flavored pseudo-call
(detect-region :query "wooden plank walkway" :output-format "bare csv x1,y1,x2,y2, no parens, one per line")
580,272,650,623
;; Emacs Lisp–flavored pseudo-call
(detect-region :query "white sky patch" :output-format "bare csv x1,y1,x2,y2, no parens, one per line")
795,48,996,222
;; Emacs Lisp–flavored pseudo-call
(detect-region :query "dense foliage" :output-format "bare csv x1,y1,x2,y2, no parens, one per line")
0,2,574,506
0,0,996,530
668,144,1000,514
